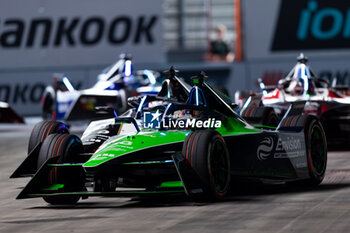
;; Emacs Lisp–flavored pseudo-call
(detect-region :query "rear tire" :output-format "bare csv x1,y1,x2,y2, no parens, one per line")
28,121,68,155
182,130,230,201
304,117,327,185
286,115,327,187
38,134,85,205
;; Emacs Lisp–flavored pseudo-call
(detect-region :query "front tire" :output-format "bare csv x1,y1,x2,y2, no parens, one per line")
182,130,230,201
28,121,68,155
39,134,85,205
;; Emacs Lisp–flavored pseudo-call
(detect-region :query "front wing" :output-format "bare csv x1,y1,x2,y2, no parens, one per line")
15,155,208,200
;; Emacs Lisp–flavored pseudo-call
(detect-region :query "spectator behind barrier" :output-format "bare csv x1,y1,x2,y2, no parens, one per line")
205,24,234,62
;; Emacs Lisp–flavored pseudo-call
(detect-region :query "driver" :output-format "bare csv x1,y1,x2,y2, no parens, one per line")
286,79,304,95
283,63,312,96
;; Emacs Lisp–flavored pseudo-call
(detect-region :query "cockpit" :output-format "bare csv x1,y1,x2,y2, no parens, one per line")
95,54,160,90
279,53,328,96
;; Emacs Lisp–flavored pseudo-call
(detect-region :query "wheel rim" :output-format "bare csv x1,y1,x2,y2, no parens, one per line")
310,124,326,176
209,138,230,194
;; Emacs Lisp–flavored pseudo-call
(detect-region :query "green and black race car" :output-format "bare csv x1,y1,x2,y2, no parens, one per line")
11,68,327,205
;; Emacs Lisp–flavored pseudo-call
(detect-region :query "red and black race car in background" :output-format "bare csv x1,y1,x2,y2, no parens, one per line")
237,54,350,146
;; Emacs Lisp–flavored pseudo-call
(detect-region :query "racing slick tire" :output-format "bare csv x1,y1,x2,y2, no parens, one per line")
283,115,327,187
38,134,85,205
28,121,69,156
304,116,327,186
182,130,230,201
241,106,279,127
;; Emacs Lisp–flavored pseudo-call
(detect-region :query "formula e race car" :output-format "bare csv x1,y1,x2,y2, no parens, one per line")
11,68,327,205
0,101,24,123
237,54,350,146
41,54,161,122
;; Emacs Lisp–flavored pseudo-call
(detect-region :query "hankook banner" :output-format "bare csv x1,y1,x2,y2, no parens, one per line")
0,0,164,69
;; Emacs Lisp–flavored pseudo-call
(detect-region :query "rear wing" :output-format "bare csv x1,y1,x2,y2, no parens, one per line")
277,101,306,131
282,101,306,117
241,95,262,114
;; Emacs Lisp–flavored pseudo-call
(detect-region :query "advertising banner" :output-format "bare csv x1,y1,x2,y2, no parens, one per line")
242,0,350,60
0,0,164,115
0,0,164,69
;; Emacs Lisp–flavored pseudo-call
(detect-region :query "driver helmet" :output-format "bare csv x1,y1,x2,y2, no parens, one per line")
288,63,311,96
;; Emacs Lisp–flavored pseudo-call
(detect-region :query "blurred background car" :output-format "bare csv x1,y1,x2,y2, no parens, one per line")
0,101,24,123
41,54,161,122
237,54,350,146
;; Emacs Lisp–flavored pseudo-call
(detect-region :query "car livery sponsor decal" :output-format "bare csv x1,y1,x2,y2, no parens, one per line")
275,137,303,159
90,153,115,161
111,141,133,149
257,134,306,162
257,136,274,161
90,140,133,161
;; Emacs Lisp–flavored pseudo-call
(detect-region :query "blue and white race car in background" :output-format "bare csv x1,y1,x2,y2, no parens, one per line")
41,54,161,122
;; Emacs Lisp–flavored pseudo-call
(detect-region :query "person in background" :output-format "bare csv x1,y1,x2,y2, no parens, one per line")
205,24,234,62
